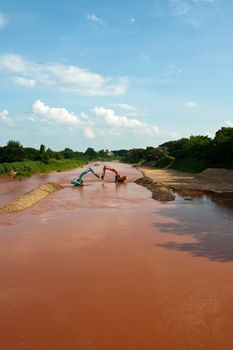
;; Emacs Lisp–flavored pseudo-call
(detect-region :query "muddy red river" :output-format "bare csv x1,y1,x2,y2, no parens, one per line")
0,162,233,350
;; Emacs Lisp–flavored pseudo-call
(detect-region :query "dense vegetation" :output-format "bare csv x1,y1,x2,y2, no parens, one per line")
0,141,114,177
120,127,233,172
1,127,233,177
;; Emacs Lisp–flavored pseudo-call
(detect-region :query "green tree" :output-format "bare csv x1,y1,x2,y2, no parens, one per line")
123,148,146,163
38,144,49,163
212,127,233,165
0,140,25,163
62,148,74,159
24,147,39,161
84,147,97,160
39,144,46,154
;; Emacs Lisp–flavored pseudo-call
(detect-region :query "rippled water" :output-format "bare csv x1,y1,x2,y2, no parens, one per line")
0,163,233,350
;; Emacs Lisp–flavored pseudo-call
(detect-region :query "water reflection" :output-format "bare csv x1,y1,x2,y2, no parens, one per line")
176,190,233,219
152,192,233,262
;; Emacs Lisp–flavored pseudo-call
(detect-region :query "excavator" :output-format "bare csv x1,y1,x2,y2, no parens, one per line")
71,167,100,186
101,165,128,183
71,165,128,186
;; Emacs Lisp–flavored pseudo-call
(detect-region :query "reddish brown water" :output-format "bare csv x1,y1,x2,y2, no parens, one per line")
0,163,233,350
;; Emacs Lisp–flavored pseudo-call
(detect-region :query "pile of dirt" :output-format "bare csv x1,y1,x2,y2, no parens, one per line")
0,183,63,213
139,167,233,193
196,168,233,186
135,177,175,201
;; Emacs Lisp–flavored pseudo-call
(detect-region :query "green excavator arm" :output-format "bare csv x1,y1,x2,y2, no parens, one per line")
71,167,100,186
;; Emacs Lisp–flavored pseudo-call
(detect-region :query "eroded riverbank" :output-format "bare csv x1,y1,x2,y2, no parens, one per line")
0,162,233,350
138,166,233,202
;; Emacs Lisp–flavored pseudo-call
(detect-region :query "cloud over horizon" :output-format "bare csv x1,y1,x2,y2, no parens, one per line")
32,100,81,126
92,107,159,138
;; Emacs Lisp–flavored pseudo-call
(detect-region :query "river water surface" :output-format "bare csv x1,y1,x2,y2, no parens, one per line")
0,162,233,350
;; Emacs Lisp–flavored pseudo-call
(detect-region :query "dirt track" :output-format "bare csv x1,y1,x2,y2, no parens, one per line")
0,162,233,350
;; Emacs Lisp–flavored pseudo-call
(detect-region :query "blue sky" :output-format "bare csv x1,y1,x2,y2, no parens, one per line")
0,0,233,151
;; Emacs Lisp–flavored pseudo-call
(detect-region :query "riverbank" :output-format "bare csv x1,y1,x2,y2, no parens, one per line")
0,159,87,178
137,166,233,201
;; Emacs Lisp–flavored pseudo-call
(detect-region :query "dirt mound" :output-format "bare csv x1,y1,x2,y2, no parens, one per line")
0,183,63,213
197,168,233,184
135,177,175,201
139,166,233,194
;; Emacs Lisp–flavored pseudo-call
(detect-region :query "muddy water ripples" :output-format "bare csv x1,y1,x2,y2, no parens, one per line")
0,162,233,350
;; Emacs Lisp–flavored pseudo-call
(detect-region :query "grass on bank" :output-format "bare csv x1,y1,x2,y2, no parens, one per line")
0,159,87,178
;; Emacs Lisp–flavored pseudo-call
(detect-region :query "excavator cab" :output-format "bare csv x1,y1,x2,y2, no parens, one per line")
116,175,128,182
71,179,83,186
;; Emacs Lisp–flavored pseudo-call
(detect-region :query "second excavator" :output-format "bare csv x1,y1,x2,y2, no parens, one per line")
101,165,128,183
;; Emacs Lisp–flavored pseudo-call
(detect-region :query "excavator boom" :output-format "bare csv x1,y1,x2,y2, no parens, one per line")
101,165,128,183
101,166,119,180
71,167,100,186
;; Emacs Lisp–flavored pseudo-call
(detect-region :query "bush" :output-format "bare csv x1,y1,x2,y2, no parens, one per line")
154,154,174,168
0,159,88,177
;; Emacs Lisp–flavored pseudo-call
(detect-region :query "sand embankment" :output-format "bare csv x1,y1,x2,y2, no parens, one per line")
137,167,233,201
0,182,63,213
135,177,175,201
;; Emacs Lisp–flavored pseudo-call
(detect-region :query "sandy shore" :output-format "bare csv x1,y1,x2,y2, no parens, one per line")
138,167,233,201
0,183,63,213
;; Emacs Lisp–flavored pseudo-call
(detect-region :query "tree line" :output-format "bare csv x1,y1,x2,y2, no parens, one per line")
0,126,233,175
0,142,114,177
0,141,113,164
119,127,233,172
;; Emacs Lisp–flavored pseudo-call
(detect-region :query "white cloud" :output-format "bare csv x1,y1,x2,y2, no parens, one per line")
32,100,81,126
13,76,37,87
47,64,128,96
92,107,159,137
0,13,9,29
206,131,214,139
169,0,190,15
129,17,136,23
185,101,198,108
0,54,128,96
83,127,95,139
116,103,137,112
92,107,143,128
114,103,141,117
225,121,233,127
26,115,36,123
0,109,14,126
0,54,28,72
87,14,103,24
169,0,215,28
